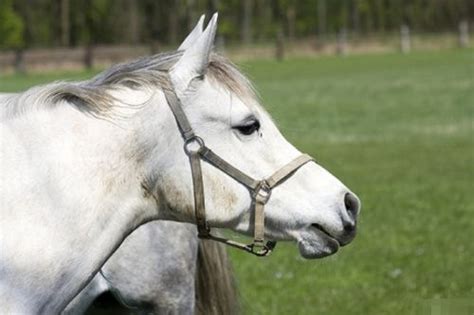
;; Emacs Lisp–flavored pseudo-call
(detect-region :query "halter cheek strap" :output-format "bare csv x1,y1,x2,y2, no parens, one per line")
163,76,313,257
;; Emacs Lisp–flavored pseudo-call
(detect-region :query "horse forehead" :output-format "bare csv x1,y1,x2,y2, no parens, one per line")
195,80,256,117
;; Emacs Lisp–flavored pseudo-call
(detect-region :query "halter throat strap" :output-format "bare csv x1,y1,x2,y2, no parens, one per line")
162,76,313,256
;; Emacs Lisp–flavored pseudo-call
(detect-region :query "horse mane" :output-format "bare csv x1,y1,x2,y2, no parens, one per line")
195,238,240,315
1,52,257,119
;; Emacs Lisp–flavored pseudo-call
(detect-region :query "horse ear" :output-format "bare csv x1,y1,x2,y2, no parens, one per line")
178,15,205,51
170,13,218,95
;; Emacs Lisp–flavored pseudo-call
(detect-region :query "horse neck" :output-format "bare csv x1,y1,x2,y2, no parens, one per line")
0,92,20,120
0,90,174,312
55,90,187,310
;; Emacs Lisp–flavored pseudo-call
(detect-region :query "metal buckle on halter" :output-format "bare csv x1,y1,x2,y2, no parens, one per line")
197,220,211,236
183,135,205,155
248,240,277,257
253,180,272,204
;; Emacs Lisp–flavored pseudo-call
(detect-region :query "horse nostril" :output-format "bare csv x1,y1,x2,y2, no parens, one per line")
344,192,360,220
343,222,356,233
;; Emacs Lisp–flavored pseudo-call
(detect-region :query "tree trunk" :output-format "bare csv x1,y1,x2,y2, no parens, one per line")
240,0,253,44
275,28,284,61
351,0,360,34
84,0,94,69
374,0,386,33
186,0,197,31
126,0,140,44
168,0,179,44
209,0,219,12
60,0,70,46
317,0,326,38
286,4,295,42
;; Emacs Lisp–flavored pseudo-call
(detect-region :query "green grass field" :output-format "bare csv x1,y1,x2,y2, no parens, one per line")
1,49,472,314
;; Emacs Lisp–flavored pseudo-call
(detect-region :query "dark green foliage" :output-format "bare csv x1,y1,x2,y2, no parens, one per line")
0,0,24,49
0,0,472,50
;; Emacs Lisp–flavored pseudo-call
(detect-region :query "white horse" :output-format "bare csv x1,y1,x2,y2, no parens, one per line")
63,221,237,315
64,18,238,315
0,13,360,314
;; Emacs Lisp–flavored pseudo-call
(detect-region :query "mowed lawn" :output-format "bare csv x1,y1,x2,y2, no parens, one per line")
1,49,473,314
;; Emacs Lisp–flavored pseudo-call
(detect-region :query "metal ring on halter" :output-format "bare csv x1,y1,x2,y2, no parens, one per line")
248,241,277,256
253,180,272,204
183,136,205,155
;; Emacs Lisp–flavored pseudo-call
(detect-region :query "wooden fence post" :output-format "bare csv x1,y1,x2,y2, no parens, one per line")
14,49,26,74
84,44,93,70
216,35,225,53
400,24,411,54
275,30,285,61
337,28,348,56
459,20,469,48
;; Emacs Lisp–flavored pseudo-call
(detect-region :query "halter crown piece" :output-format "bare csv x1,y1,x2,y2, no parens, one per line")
163,75,314,256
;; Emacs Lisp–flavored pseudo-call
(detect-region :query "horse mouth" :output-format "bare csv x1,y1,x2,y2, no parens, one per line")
295,224,340,259
311,223,340,245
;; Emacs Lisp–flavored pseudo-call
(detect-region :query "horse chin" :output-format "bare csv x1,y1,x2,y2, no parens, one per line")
295,226,340,259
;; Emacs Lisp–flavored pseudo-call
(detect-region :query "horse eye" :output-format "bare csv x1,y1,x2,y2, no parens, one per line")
234,120,260,136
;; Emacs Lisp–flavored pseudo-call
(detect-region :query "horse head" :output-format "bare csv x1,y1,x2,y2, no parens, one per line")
141,14,361,259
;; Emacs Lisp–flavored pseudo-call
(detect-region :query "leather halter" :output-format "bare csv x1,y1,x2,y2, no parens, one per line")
163,75,313,256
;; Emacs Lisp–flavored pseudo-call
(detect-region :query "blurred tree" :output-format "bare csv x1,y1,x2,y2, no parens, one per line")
374,0,386,32
317,0,327,37
351,0,360,33
240,0,253,44
168,0,180,44
186,0,198,31
60,0,70,46
254,0,275,41
125,0,141,44
0,0,25,49
143,0,163,49
1,0,473,49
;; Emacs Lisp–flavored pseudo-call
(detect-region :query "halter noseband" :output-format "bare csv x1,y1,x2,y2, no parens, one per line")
163,75,313,256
